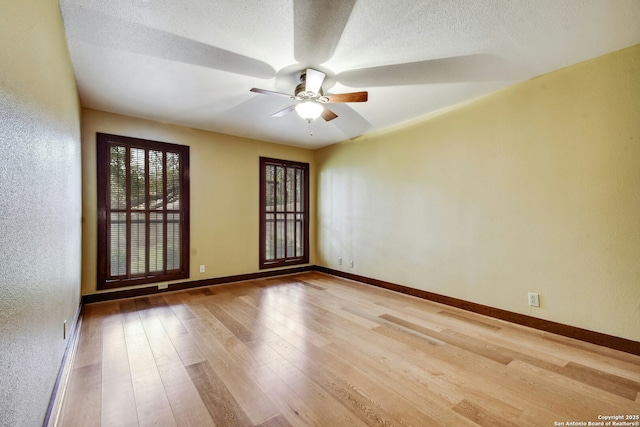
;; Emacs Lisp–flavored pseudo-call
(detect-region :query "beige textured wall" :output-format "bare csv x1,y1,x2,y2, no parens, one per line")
0,1,82,426
315,44,640,342
81,109,315,295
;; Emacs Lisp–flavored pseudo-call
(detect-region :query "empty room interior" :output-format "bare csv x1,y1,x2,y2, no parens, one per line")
1,1,640,426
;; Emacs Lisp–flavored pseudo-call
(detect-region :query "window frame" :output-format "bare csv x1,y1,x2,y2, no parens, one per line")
259,157,310,269
96,133,190,290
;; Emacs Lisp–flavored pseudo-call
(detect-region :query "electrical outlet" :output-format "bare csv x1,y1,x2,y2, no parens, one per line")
199,265,205,273
528,292,540,307
338,257,342,265
349,260,354,268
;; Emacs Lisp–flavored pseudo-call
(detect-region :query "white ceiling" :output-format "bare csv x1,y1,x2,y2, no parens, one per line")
59,0,640,149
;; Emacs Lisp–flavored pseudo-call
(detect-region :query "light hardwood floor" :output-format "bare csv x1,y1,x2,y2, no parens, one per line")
56,272,640,426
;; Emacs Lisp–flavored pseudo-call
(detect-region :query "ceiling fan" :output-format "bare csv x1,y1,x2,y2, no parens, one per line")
250,68,368,123
63,1,517,140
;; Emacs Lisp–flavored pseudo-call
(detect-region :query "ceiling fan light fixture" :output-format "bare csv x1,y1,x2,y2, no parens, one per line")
295,101,324,122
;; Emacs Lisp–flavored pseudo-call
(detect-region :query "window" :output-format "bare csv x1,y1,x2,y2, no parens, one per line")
259,157,309,269
96,133,189,289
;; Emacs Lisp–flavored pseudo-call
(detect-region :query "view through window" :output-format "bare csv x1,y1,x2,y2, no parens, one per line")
259,157,309,269
97,133,190,289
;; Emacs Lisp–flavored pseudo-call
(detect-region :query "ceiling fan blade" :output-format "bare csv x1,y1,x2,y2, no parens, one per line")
271,105,297,118
305,69,326,94
293,0,357,64
321,108,338,122
336,54,520,87
64,7,275,78
250,88,295,99
325,91,368,103
330,104,372,139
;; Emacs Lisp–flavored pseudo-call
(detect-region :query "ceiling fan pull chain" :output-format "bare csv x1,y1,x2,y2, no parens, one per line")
308,120,313,136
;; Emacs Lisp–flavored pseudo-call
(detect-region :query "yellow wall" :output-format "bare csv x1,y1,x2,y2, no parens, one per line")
81,109,315,295
0,0,82,425
315,44,640,342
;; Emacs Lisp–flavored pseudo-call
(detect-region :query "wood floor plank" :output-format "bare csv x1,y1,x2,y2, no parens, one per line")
255,414,294,427
365,323,549,422
320,341,476,426
186,361,253,427
138,305,215,426
344,304,447,346
533,331,640,381
155,301,204,367
452,399,520,427
224,289,334,349
57,305,110,426
469,326,572,367
249,335,372,427
442,327,640,401
507,359,639,415
262,300,470,425
264,330,402,426
268,288,556,422
238,292,334,348
228,292,368,426
305,336,464,426
562,361,640,400
100,313,137,427
380,313,514,364
58,273,640,426
72,304,106,368
182,303,281,425
58,363,102,426
123,309,177,427
278,282,389,330
436,309,502,332
162,292,197,321
394,323,626,423
244,353,336,426
203,299,256,342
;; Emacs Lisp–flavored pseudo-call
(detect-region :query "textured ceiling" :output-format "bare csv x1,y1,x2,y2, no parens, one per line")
60,0,640,149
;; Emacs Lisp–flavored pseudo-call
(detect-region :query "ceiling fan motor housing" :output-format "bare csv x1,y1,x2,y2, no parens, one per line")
295,82,324,99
